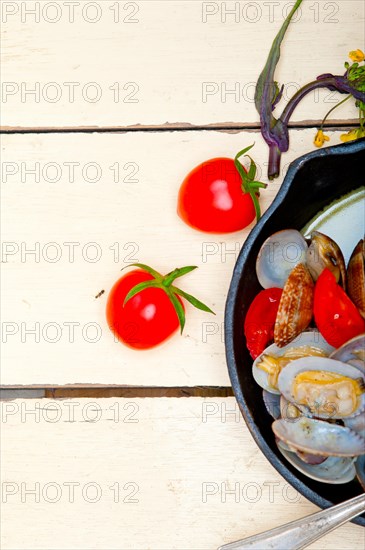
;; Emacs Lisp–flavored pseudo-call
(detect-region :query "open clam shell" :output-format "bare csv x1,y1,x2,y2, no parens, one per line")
278,356,365,419
252,331,334,395
277,438,328,465
355,454,365,490
262,390,281,419
256,229,308,289
278,446,356,484
344,411,365,439
280,395,302,421
272,417,365,457
330,334,365,373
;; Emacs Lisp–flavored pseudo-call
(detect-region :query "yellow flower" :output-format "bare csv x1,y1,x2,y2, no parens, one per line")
340,128,365,142
349,49,365,62
314,129,330,148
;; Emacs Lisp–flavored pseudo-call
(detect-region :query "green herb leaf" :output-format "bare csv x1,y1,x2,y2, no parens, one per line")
234,160,247,183
249,192,262,222
234,144,255,193
246,156,257,181
250,180,267,190
167,290,186,333
163,266,198,287
234,143,267,222
234,143,255,164
121,263,214,333
172,287,215,315
121,263,162,279
123,280,161,306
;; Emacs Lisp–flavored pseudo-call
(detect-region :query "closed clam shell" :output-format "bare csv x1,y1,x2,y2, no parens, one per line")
252,331,333,395
256,229,308,289
347,239,365,319
277,446,356,484
274,263,314,348
272,417,365,457
278,356,365,419
306,231,346,288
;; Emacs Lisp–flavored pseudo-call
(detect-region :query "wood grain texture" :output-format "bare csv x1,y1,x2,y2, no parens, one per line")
1,128,350,387
1,0,363,128
1,397,363,550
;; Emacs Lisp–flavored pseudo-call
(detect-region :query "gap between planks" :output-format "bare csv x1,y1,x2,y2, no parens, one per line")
0,120,358,134
0,386,234,399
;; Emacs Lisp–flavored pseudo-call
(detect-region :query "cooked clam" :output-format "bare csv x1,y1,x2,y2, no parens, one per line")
263,390,281,419
306,231,346,287
278,356,365,419
252,226,365,486
296,450,327,465
280,395,302,421
344,411,365,439
272,417,365,457
330,334,365,372
277,434,330,468
347,239,365,319
274,263,314,348
355,454,365,490
256,229,308,289
278,446,356,484
252,331,333,394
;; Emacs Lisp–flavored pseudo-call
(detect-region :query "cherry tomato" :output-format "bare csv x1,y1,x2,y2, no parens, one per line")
106,264,214,350
178,144,267,234
177,158,256,233
314,268,365,348
244,288,283,359
106,270,183,349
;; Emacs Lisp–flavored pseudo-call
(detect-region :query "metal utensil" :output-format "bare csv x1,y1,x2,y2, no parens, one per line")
218,493,365,550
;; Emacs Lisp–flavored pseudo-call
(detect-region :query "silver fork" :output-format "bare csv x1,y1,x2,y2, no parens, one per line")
218,493,365,550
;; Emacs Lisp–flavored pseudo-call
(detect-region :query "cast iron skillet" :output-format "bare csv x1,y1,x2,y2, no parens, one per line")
225,138,365,526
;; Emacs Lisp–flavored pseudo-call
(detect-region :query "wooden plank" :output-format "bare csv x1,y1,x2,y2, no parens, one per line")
1,0,363,128
1,128,353,386
1,397,363,549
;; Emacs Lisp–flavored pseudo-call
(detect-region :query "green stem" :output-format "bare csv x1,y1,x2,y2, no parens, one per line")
122,264,214,334
319,95,351,129
163,268,180,287
234,144,267,222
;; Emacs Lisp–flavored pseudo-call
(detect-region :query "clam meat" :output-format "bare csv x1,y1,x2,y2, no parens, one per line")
278,356,365,419
252,331,333,394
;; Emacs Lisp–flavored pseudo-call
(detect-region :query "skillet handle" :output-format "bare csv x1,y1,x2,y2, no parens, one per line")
218,493,365,550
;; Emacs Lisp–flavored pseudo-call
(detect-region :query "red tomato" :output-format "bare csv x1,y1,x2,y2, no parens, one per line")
177,158,257,233
314,268,365,348
106,270,184,350
244,288,283,359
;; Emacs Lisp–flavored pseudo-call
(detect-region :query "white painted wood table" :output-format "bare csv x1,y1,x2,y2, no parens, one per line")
1,1,364,548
